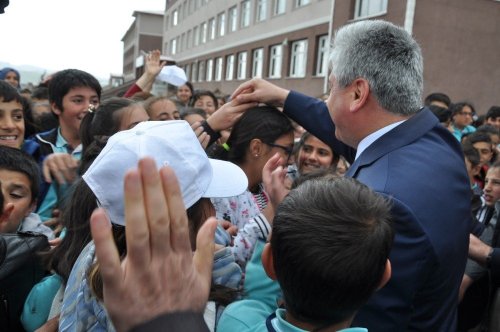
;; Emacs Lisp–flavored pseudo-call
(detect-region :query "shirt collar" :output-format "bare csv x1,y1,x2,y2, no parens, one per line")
355,120,406,160
55,127,82,155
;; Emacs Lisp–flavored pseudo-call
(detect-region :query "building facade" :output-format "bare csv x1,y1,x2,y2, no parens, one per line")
159,0,499,112
122,10,164,81
163,0,332,98
330,0,500,114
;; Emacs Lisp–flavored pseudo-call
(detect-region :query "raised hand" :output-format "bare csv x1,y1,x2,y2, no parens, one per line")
90,158,217,332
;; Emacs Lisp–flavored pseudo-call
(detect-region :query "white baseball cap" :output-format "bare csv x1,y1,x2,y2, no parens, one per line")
82,120,248,226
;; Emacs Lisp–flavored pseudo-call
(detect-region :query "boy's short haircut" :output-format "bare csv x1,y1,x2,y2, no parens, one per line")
180,107,207,120
48,69,102,113
462,142,481,167
466,131,492,145
271,177,394,326
0,80,23,104
0,146,40,203
477,124,500,136
428,105,451,123
31,86,49,100
486,106,500,120
424,92,451,108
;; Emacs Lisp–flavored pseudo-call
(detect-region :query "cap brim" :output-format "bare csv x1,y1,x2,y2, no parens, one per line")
204,159,248,198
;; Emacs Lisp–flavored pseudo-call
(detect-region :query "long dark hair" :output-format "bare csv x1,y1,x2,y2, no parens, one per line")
47,180,98,282
209,105,294,165
88,198,239,305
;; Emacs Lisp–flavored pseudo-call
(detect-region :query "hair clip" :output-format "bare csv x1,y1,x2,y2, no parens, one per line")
87,104,96,113
222,143,230,151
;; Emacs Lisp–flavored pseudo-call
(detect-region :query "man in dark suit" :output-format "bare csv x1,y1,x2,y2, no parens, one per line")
232,20,472,331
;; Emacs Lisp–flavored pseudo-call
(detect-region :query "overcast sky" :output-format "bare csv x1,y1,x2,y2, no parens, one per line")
0,0,165,80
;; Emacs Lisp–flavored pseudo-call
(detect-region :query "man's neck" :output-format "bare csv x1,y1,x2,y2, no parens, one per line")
285,311,353,332
59,125,80,149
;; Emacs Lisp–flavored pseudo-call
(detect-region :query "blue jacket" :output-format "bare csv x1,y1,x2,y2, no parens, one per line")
23,128,59,209
284,91,472,331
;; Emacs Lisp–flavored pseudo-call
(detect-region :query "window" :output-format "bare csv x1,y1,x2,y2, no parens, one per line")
269,44,282,78
217,12,226,37
296,0,310,7
237,52,247,80
170,38,177,55
209,18,216,40
192,62,198,82
172,9,179,26
201,22,207,44
187,30,192,49
185,63,191,80
180,33,185,52
273,0,286,15
229,6,238,32
165,15,170,31
256,0,267,22
215,57,223,81
198,60,205,82
241,0,251,28
206,59,213,82
316,35,329,76
252,48,264,78
182,1,188,18
194,26,200,46
354,0,388,19
290,39,307,78
226,54,235,81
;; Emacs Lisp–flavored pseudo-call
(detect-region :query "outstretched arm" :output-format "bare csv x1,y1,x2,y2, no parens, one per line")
123,50,166,97
231,78,290,107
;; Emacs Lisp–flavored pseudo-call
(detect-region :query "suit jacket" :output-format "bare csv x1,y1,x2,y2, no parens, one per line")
284,91,472,331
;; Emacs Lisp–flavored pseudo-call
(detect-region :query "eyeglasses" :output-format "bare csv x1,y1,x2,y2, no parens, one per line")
265,142,293,160
459,111,474,117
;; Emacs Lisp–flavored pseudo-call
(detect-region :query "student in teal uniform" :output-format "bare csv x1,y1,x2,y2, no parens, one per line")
218,174,394,332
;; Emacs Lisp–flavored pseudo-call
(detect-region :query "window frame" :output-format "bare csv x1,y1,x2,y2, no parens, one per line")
268,44,283,79
354,0,388,19
256,0,267,22
273,0,286,15
226,54,235,81
217,12,226,37
290,39,308,78
252,48,264,78
229,6,238,32
206,59,214,82
241,0,251,28
316,35,329,77
237,51,248,80
215,57,223,81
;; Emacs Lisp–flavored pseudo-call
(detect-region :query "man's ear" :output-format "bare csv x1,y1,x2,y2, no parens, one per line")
349,78,370,113
51,102,61,116
262,242,277,280
0,203,14,223
377,259,392,290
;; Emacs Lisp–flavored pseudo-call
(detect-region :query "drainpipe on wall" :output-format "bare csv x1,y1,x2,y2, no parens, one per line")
404,0,416,34
324,0,336,94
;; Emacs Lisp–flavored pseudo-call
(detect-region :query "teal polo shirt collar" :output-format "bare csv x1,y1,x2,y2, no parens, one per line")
267,309,368,332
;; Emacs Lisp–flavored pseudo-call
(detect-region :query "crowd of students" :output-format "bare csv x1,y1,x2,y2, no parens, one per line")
0,19,499,332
